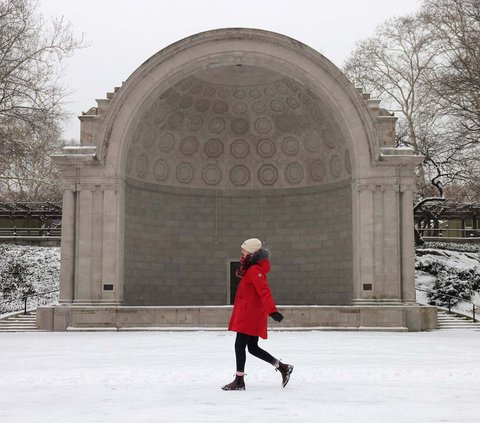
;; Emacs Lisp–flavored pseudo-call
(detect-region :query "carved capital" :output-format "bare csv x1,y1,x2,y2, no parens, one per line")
59,183,76,192
100,184,120,192
76,183,97,192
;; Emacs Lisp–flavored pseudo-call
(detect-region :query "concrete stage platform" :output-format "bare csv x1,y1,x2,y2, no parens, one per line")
37,304,437,332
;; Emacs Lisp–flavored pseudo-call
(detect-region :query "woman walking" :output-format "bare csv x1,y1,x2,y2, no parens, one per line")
222,238,294,391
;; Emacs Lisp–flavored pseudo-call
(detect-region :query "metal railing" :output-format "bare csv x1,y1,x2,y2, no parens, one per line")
0,227,61,237
416,287,478,322
0,289,59,315
418,228,480,239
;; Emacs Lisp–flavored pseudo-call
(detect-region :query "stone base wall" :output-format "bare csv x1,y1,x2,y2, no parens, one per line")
37,304,438,332
124,180,353,306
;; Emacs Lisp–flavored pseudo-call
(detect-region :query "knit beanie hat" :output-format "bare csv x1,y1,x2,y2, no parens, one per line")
241,238,262,254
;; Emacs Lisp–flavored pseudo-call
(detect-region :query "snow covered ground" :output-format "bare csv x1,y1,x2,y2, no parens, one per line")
1,330,479,423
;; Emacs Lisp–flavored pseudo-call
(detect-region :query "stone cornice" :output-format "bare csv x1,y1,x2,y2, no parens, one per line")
52,146,100,168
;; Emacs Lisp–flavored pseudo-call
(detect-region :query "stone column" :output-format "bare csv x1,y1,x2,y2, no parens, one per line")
74,184,95,303
352,182,375,303
400,184,416,303
101,183,123,303
59,185,76,304
91,186,104,301
382,185,401,299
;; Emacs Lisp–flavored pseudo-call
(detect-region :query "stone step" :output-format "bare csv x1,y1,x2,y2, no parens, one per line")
0,312,37,332
437,310,479,330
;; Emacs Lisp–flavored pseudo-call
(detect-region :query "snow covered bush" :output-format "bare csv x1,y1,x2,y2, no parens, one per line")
421,242,480,253
0,260,35,299
0,244,60,315
415,245,480,309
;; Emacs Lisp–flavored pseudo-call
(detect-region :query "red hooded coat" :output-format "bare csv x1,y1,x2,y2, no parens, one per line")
228,258,278,339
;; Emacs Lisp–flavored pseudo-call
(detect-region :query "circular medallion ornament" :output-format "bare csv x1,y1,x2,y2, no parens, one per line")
252,102,267,113
179,95,194,109
153,159,169,181
270,100,284,112
231,118,249,135
217,88,230,98
329,155,343,178
282,136,300,155
176,162,194,184
249,88,261,98
204,138,224,157
311,107,326,126
135,155,148,178
180,136,199,156
274,115,294,132
167,111,184,130
213,100,229,114
285,79,300,92
157,132,175,152
286,96,300,110
230,165,250,186
297,114,311,129
232,101,247,114
322,131,337,149
255,117,272,134
285,163,304,184
194,99,210,112
231,139,250,158
345,150,352,175
310,159,327,182
258,164,278,186
209,117,226,134
233,89,247,99
264,87,276,97
257,139,276,158
298,91,313,105
304,133,321,152
203,86,215,97
186,115,203,131
202,165,222,185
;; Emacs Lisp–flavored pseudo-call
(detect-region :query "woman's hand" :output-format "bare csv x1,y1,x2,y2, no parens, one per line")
270,312,284,322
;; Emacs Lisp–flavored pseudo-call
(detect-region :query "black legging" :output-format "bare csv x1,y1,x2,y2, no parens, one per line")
235,332,277,372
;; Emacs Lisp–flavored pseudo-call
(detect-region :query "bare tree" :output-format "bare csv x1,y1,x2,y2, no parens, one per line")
0,120,64,201
421,0,480,184
343,15,442,195
0,0,84,200
344,6,480,200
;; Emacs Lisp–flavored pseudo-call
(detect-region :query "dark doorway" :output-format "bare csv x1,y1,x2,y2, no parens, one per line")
229,261,241,305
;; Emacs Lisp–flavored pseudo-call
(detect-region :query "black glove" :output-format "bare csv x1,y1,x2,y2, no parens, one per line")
270,312,284,322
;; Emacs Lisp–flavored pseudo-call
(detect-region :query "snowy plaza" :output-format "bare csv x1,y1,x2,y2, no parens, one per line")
1,330,479,423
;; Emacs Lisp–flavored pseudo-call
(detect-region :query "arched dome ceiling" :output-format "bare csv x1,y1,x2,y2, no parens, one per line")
126,65,352,189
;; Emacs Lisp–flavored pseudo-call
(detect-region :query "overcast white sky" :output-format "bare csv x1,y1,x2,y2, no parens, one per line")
38,0,423,141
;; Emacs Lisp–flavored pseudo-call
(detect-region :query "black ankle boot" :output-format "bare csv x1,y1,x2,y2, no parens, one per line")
221,375,245,391
276,362,294,387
